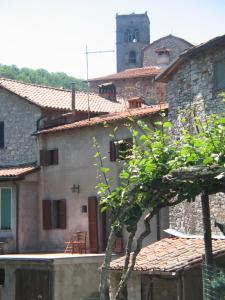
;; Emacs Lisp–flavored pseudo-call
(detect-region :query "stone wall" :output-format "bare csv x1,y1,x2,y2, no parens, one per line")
116,13,150,72
89,78,166,105
166,47,225,235
142,35,192,68
0,88,41,165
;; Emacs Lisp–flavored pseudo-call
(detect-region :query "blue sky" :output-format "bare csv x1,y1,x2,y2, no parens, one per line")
0,0,225,79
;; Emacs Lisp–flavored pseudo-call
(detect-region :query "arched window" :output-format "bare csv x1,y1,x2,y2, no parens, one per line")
124,29,131,42
133,29,139,42
128,51,136,64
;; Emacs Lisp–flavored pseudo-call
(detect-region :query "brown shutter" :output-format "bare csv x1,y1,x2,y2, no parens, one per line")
58,199,66,229
114,237,123,254
109,141,116,162
88,196,99,253
40,150,49,166
42,200,52,230
52,149,59,165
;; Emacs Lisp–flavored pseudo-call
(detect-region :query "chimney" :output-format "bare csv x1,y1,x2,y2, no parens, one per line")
71,82,76,112
128,97,145,109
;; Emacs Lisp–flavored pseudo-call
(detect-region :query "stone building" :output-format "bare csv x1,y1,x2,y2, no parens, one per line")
142,34,193,68
36,104,168,253
116,12,150,72
109,237,225,300
89,66,166,105
157,33,225,235
0,78,127,254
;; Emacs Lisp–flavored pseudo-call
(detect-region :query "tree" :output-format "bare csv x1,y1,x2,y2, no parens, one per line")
94,96,225,300
0,64,88,91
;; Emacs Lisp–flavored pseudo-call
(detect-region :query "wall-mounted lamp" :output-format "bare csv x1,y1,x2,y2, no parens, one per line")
71,184,80,194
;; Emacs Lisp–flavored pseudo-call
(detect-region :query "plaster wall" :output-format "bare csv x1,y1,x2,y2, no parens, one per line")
0,172,39,254
0,88,41,165
165,47,225,234
0,255,104,300
38,118,169,252
19,178,39,252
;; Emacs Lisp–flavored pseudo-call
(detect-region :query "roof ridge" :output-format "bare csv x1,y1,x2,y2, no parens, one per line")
0,77,71,93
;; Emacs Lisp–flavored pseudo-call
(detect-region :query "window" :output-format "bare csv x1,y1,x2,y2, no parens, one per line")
42,199,66,230
0,269,5,286
128,51,136,64
0,122,4,149
0,188,11,230
214,59,225,90
109,138,133,161
124,29,139,43
40,149,58,166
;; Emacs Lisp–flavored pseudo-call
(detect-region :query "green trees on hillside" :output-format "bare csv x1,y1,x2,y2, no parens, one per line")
0,64,88,91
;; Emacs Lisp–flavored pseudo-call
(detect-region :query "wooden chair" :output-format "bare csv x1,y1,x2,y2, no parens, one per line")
64,231,87,254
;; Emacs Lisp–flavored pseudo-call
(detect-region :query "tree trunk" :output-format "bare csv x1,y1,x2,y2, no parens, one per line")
99,228,116,300
201,190,213,265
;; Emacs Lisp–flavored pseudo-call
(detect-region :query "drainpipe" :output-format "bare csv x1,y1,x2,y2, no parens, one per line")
156,211,161,241
71,82,76,112
13,181,20,253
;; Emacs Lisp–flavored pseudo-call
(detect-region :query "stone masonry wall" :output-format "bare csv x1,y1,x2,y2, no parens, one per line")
167,47,225,235
142,35,192,67
90,78,166,105
0,88,41,165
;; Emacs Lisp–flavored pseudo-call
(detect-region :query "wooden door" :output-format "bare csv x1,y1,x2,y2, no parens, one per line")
88,196,99,253
15,269,52,300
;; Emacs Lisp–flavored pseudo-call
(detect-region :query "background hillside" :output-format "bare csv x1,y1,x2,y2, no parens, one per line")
0,64,88,91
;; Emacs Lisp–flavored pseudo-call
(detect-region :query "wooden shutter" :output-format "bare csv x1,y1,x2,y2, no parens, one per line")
1,188,11,229
0,122,4,148
40,150,49,166
58,199,66,229
215,60,225,90
109,141,116,162
42,200,52,230
52,149,58,165
88,196,99,253
114,237,123,254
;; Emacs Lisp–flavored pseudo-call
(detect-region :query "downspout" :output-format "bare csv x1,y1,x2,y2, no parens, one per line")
156,211,161,241
13,181,20,253
177,270,185,300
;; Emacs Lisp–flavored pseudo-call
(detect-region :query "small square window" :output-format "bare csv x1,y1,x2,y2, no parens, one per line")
81,205,87,213
109,138,133,161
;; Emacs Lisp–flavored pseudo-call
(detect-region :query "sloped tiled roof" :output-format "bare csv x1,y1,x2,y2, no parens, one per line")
110,237,225,274
0,165,39,179
88,66,161,82
37,104,168,135
0,78,125,113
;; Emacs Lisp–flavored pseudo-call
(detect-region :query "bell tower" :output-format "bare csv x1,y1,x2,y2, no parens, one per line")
116,12,150,72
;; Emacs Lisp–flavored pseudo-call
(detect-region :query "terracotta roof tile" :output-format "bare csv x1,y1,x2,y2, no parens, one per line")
0,165,39,179
89,66,161,82
110,237,225,274
0,78,125,113
37,104,168,135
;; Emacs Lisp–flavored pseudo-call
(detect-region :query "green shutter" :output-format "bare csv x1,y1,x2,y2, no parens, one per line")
1,188,11,229
215,60,225,90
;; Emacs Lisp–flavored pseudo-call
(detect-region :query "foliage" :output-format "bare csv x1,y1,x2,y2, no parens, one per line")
94,95,225,300
211,273,225,296
96,107,225,232
0,64,88,91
